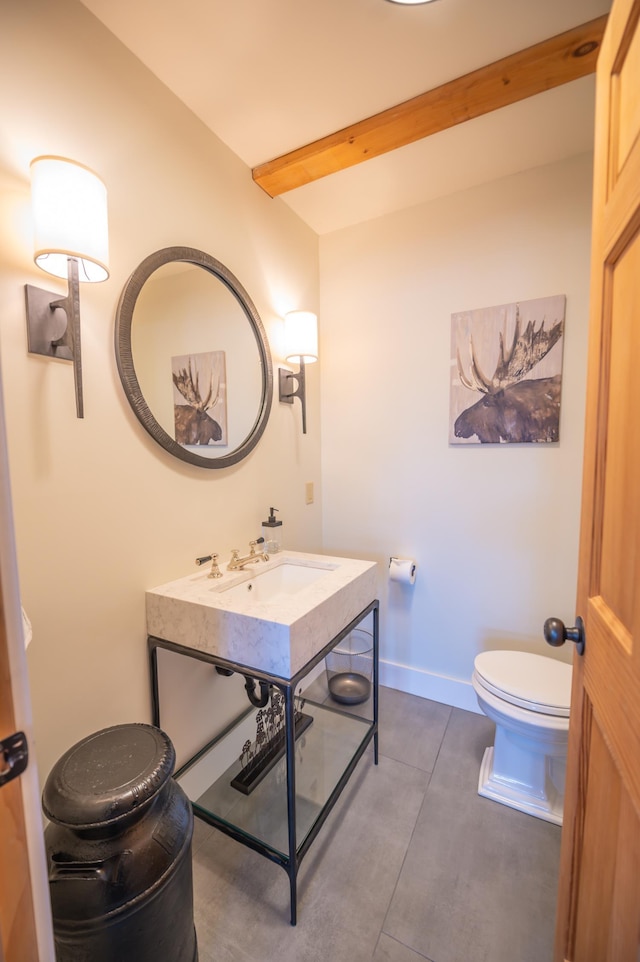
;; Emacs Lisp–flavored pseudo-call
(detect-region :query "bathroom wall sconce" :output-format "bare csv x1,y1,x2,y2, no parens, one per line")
278,311,318,434
24,156,110,418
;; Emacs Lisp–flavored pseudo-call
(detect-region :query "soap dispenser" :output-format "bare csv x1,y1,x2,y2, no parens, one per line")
262,508,283,554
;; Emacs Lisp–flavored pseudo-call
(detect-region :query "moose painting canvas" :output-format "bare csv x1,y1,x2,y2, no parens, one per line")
449,295,566,445
172,351,227,448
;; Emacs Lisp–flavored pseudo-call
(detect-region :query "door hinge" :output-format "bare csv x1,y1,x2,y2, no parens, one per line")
0,731,28,787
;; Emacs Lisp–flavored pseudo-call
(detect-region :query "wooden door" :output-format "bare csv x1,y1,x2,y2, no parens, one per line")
554,1,640,959
0,373,53,960
0,583,38,961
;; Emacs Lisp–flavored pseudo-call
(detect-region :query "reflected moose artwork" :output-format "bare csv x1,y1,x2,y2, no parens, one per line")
449,295,566,444
172,351,227,448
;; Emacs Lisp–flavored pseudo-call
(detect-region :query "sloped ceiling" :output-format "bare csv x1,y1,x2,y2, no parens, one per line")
80,0,612,234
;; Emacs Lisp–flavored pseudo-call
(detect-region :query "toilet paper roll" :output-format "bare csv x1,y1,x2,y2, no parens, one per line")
389,557,417,586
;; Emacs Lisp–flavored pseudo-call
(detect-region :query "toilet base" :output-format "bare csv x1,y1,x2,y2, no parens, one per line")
477,746,563,826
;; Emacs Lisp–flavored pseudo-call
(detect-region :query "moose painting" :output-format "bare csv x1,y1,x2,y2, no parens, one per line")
449,295,566,444
172,351,227,448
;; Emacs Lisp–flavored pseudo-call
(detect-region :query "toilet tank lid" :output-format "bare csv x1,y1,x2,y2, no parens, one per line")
474,651,573,711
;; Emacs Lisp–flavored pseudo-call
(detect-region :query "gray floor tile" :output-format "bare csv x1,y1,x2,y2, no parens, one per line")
383,708,561,962
192,749,430,962
378,687,451,773
192,812,215,853
373,933,434,961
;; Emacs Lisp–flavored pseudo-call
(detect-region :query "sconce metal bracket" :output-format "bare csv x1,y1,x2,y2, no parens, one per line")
24,256,84,417
279,362,308,433
278,367,297,404
25,285,72,359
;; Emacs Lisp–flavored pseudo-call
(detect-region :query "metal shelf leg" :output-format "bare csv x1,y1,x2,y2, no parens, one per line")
284,685,298,925
373,604,379,764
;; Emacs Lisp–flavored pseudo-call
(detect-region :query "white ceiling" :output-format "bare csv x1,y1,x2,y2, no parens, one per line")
80,0,611,234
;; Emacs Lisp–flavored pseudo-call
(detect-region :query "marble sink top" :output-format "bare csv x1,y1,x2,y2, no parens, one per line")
146,550,377,679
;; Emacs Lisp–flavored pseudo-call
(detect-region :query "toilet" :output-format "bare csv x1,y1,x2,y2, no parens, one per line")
472,650,572,826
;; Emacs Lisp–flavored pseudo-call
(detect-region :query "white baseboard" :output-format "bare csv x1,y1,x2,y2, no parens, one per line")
380,659,482,714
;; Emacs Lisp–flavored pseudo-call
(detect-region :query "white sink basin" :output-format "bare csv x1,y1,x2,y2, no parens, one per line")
146,551,377,679
218,562,332,604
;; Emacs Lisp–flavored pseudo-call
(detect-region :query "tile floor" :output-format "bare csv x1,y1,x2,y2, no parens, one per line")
190,686,561,962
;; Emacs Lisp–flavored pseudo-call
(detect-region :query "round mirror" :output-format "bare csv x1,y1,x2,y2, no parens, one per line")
115,247,273,468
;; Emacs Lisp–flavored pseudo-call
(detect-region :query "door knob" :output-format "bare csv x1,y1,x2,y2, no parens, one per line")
543,616,585,655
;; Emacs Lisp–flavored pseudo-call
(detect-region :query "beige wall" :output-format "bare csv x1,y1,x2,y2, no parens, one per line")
0,0,321,781
319,154,593,708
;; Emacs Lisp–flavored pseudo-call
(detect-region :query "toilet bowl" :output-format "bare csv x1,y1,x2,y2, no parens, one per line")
472,650,572,825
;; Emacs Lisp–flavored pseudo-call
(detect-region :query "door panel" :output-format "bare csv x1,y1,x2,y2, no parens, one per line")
607,793,640,959
572,722,621,960
612,5,640,175
555,0,640,959
599,232,639,628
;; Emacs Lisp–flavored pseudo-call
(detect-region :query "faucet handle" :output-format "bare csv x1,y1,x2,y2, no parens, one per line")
195,552,222,579
195,553,213,566
249,537,269,562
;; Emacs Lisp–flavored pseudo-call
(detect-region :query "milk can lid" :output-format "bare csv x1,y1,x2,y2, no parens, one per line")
42,724,175,829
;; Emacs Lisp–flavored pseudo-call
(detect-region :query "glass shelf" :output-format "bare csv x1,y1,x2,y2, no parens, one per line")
175,698,373,859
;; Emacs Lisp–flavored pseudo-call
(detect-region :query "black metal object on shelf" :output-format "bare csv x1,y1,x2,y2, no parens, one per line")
231,711,313,795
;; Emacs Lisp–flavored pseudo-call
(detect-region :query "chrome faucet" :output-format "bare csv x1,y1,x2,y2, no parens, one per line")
228,538,270,571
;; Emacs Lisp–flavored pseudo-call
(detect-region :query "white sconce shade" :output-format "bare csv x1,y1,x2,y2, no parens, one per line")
30,156,109,282
279,310,318,434
284,311,318,363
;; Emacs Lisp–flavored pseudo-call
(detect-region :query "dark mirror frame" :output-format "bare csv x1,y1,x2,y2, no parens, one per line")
115,247,273,468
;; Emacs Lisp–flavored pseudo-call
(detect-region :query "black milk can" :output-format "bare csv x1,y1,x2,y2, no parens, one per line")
42,724,197,962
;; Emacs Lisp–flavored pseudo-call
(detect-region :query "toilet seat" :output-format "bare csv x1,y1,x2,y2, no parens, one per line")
474,651,572,717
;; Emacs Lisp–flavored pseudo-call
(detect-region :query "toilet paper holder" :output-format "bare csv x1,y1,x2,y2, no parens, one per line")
388,557,417,585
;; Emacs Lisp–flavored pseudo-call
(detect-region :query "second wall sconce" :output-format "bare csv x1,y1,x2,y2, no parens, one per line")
24,155,110,418
278,310,318,434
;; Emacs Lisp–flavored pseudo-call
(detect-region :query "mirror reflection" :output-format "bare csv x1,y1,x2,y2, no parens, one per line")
116,248,272,468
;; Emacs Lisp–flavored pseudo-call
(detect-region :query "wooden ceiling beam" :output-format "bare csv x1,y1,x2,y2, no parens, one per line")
253,15,607,197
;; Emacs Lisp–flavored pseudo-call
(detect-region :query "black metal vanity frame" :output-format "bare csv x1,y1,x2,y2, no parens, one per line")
148,599,379,925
